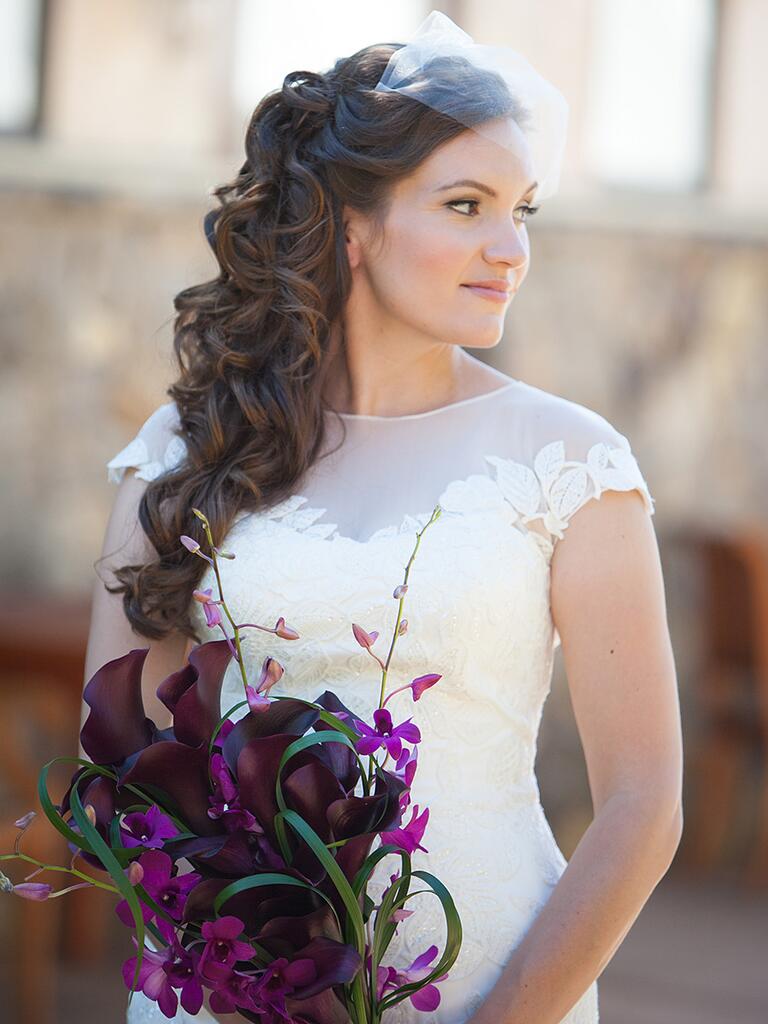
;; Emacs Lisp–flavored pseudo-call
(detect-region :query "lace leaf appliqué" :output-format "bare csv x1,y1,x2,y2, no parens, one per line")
486,439,654,543
107,419,654,558
106,433,187,485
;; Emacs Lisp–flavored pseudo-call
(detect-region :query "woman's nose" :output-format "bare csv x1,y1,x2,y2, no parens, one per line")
483,221,530,268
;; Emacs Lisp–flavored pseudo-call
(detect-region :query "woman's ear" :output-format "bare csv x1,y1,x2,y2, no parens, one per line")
341,205,365,270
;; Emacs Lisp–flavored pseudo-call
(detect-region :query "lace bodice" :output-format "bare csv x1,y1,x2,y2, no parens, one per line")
109,378,655,1024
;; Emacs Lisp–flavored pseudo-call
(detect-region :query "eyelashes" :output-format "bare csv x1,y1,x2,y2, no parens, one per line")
446,198,540,221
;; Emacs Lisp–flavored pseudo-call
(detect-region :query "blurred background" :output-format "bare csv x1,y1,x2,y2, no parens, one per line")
1,1,767,1022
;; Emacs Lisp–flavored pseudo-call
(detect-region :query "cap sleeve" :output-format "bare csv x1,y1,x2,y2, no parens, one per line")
486,396,655,549
106,401,188,485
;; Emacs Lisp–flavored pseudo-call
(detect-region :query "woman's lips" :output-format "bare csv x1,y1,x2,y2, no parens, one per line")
461,284,511,303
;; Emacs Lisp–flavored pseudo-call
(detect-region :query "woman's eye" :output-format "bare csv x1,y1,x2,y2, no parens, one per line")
446,198,481,216
446,199,540,221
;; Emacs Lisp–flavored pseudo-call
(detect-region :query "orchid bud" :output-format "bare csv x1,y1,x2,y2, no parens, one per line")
13,882,52,901
192,587,215,603
393,584,408,600
14,811,36,830
391,907,415,922
203,602,223,628
411,673,441,700
352,623,379,649
398,619,408,636
246,684,270,714
127,861,144,886
180,535,201,553
274,616,300,640
191,508,210,525
214,547,236,559
256,656,284,695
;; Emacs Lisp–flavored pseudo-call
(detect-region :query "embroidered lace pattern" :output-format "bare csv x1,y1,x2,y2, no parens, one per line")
110,393,655,1023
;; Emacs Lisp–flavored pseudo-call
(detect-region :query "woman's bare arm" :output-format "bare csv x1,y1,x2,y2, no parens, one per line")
78,469,190,761
470,489,684,1024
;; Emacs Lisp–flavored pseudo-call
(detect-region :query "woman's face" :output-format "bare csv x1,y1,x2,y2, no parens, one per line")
344,117,537,351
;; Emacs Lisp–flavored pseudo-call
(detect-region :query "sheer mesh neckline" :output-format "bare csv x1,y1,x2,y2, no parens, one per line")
329,378,519,422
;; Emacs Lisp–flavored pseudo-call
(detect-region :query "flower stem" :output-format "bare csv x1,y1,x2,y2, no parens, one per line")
371,505,442,777
0,853,121,895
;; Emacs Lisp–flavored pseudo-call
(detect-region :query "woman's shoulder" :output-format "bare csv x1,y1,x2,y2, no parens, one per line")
500,377,631,454
106,400,187,485
485,378,656,534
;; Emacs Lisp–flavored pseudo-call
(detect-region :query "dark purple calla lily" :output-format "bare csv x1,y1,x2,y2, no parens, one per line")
277,935,362,1000
156,639,235,748
309,692,364,794
221,698,322,777
182,877,268,936
80,648,155,764
255,903,343,956
281,761,349,885
118,740,218,837
60,772,135,871
235,735,315,852
283,979,358,1024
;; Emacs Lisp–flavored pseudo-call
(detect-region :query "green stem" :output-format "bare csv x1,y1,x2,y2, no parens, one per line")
369,506,442,779
0,853,120,894
202,522,250,694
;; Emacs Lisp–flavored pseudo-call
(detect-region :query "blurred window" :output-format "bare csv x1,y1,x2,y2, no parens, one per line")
230,0,429,133
583,0,719,192
0,0,46,135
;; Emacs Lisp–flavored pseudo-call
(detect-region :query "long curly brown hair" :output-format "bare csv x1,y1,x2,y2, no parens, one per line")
105,39,527,644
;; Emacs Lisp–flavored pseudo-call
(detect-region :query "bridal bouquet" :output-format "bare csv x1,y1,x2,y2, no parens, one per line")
1,506,461,1023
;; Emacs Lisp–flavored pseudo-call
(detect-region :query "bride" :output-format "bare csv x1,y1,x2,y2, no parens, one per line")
85,12,683,1024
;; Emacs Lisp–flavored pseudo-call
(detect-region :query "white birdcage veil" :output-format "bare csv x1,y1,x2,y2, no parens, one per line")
372,10,569,203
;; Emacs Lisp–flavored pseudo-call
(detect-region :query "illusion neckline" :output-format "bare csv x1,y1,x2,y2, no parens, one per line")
329,378,520,422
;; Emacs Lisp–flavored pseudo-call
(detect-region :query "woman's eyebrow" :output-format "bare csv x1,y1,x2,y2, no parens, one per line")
432,178,538,198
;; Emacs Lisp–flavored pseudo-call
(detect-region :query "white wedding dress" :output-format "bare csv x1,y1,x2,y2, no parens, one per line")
107,374,655,1024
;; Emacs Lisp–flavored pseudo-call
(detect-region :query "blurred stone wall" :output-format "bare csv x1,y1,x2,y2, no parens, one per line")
3,0,768,864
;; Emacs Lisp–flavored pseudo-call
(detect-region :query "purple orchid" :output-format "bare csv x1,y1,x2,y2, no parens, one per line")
391,744,419,794
115,850,201,928
243,936,364,1019
378,870,415,924
193,586,224,628
119,803,180,849
207,753,264,835
352,707,421,761
122,918,205,1019
207,968,257,1016
197,914,257,985
380,802,429,855
374,944,450,1012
